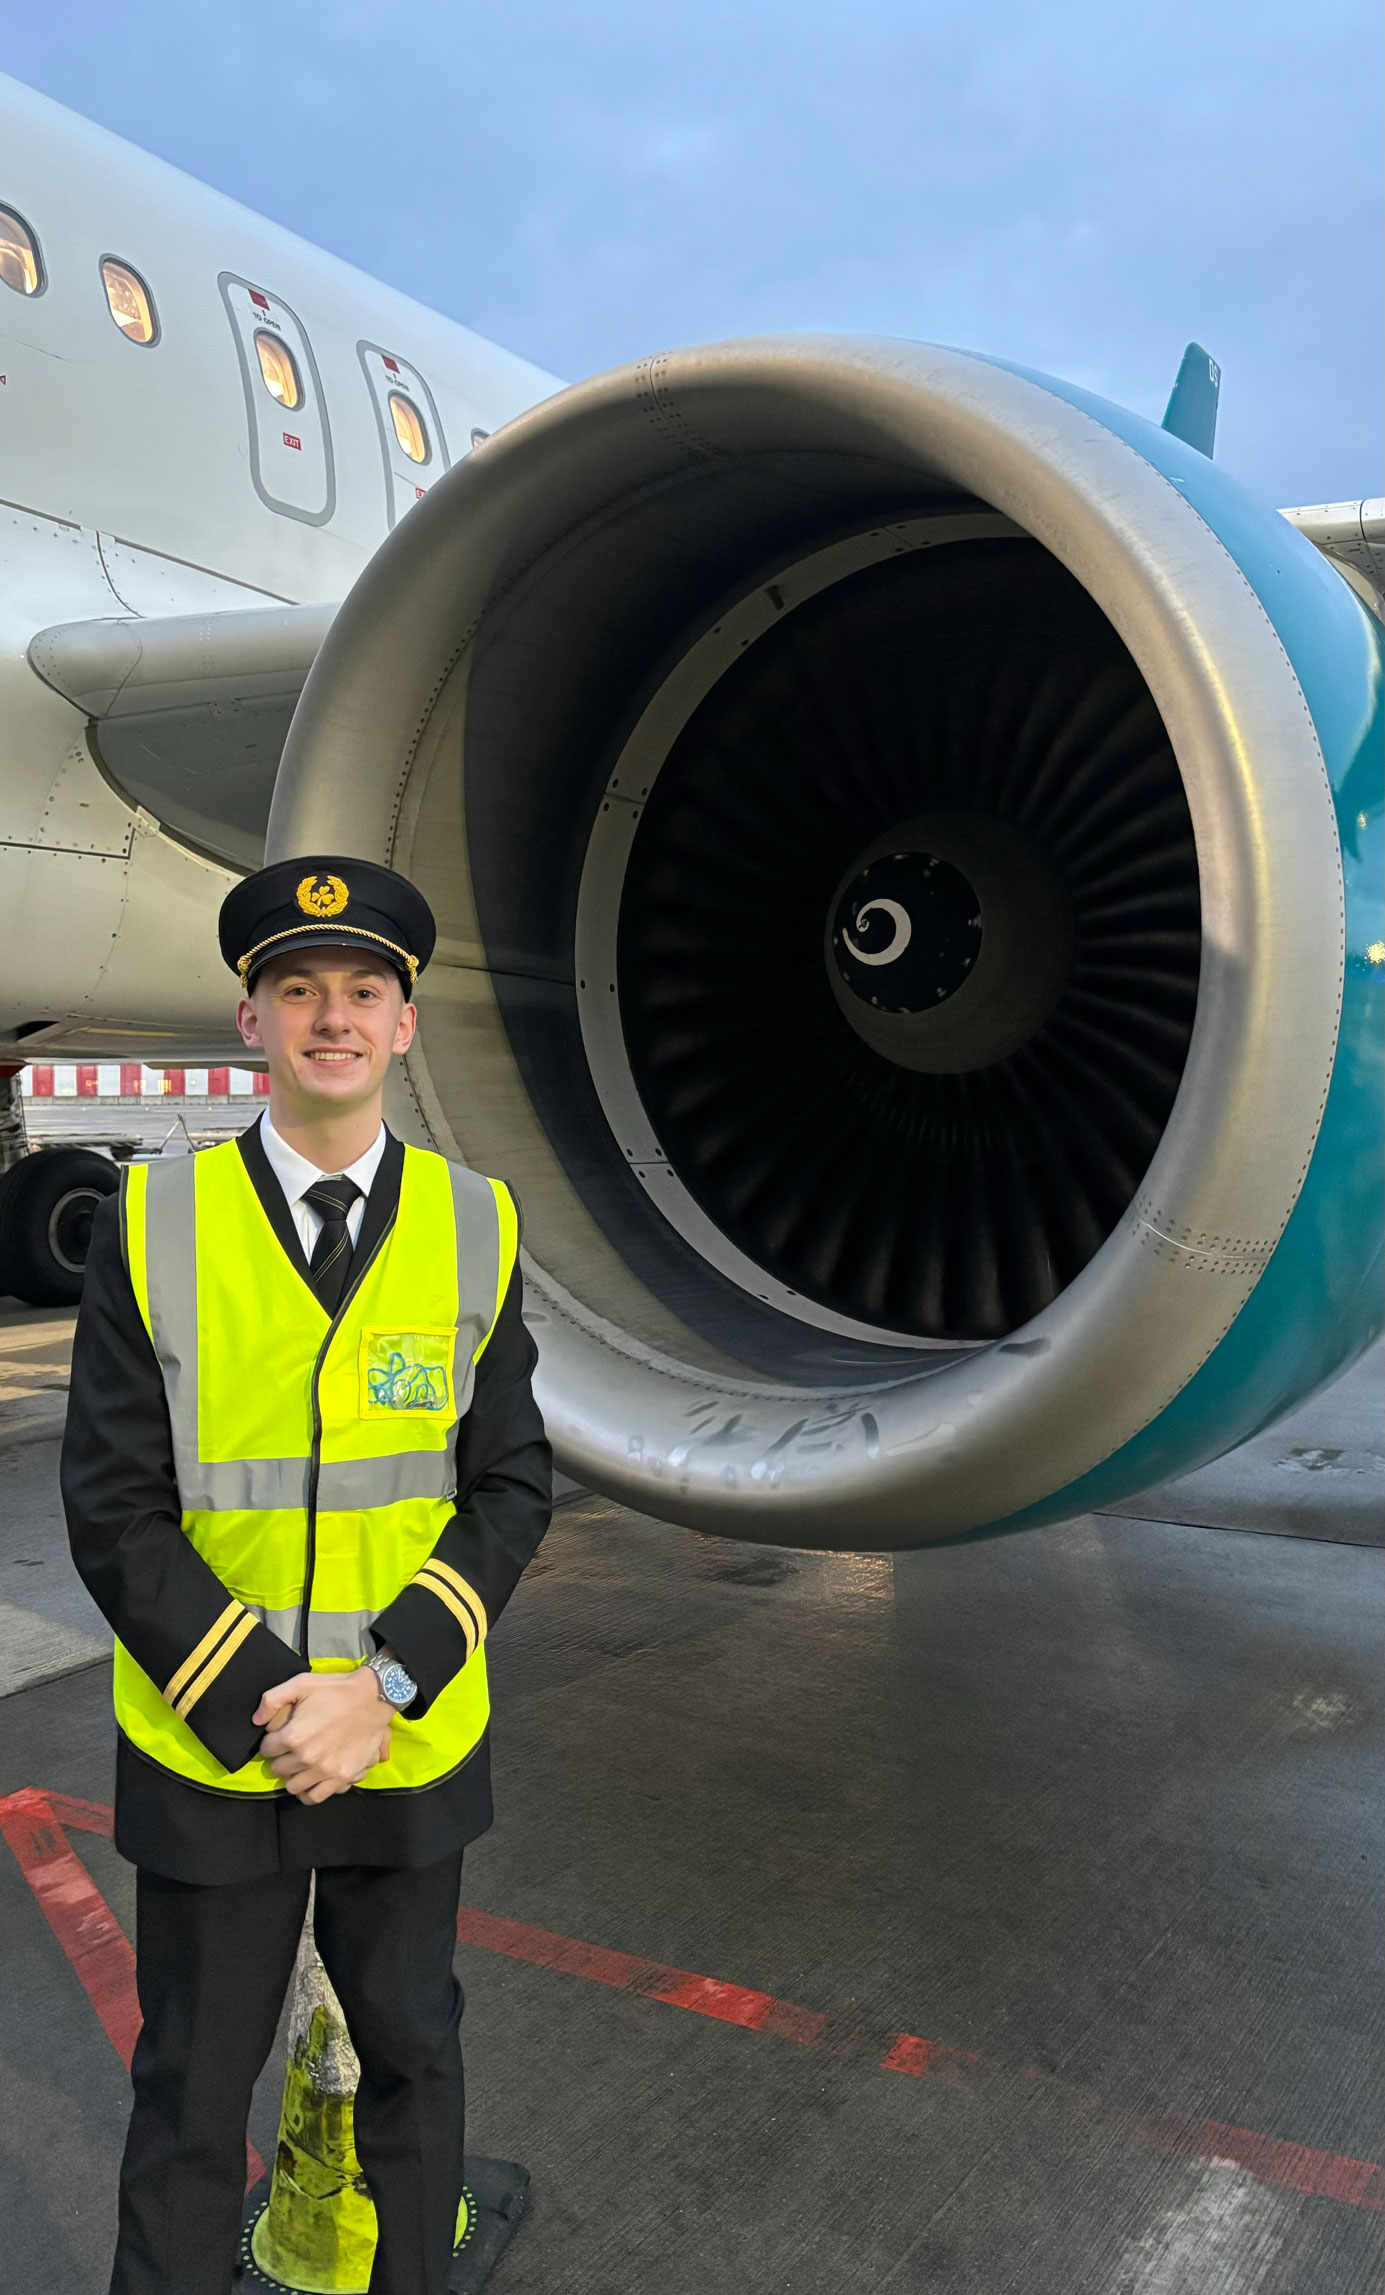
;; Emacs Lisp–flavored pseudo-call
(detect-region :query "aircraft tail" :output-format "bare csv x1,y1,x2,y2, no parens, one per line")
1162,341,1221,457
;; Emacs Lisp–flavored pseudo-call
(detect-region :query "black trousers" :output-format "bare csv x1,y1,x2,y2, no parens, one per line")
111,1852,466,2295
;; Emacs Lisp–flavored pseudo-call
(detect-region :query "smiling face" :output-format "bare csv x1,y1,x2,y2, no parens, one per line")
236,947,416,1121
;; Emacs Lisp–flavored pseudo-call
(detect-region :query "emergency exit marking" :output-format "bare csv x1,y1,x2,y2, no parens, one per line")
1,1785,1380,2218
283,432,302,451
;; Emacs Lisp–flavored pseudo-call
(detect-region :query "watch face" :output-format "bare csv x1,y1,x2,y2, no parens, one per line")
377,1660,415,1707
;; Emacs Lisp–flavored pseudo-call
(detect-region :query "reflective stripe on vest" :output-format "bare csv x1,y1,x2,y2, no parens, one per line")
115,1139,518,1796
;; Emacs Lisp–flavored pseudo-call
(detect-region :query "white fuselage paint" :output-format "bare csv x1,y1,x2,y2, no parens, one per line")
0,72,561,1063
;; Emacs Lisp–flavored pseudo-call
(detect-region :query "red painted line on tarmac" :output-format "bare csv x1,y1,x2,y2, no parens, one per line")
0,1789,267,2189
882,2032,1384,2214
880,2032,985,2085
5,1792,1375,2219
455,1903,826,2043
0,1787,142,2067
42,1789,116,1836
459,1901,1383,2213
1139,2113,1385,2212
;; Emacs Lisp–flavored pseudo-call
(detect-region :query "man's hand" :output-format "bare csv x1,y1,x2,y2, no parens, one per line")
253,1669,394,1803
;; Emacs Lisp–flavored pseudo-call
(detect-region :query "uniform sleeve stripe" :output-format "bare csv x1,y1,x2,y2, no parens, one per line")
173,1611,259,1718
416,1556,488,1638
474,1179,519,1365
413,1570,481,1657
164,1598,244,1707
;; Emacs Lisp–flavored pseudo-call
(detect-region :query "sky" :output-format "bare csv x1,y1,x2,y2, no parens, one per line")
2,0,1379,505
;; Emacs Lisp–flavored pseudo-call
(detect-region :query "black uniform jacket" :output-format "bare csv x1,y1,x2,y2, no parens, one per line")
61,1122,552,1884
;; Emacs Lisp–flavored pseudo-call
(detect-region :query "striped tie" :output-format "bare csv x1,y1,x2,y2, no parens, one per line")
303,1175,363,1314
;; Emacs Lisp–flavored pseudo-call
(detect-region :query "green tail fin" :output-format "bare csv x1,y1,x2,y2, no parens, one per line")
1162,342,1221,458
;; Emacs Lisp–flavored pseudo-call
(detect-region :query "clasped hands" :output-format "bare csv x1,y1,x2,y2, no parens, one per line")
253,1666,395,1804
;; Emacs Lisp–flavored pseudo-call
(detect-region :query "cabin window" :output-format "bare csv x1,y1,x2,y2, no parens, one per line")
388,391,430,465
254,329,303,410
356,343,448,526
0,206,43,295
101,258,158,344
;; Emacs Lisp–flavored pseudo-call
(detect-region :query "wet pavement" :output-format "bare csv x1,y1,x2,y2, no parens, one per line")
1,1310,1380,2292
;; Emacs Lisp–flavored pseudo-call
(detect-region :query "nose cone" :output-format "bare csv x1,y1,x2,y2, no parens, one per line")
830,849,983,1013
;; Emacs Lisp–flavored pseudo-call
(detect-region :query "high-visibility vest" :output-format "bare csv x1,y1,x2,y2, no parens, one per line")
115,1138,517,1795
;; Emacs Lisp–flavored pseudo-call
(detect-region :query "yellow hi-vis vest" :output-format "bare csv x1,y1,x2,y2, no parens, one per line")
115,1138,517,1795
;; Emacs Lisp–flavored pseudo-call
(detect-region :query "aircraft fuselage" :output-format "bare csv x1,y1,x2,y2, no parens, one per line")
0,72,558,1062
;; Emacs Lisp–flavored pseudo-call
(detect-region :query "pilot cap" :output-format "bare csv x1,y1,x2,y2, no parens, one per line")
218,857,436,994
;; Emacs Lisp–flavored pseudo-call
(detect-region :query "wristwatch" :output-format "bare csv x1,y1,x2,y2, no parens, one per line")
366,1649,418,1710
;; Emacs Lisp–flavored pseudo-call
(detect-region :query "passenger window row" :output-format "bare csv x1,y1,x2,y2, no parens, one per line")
4,204,157,344
0,200,488,526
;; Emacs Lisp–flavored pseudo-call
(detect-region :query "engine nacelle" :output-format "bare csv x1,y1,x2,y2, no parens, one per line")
268,338,1383,1547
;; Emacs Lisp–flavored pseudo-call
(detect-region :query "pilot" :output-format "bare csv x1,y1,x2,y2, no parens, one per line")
61,856,552,2295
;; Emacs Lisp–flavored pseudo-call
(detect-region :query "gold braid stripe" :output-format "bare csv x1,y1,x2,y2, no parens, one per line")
237,924,419,987
414,1569,483,1658
418,1556,488,1640
174,1612,259,1718
164,1599,244,1708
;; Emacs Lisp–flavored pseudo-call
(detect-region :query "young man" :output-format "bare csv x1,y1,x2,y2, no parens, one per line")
62,857,552,2295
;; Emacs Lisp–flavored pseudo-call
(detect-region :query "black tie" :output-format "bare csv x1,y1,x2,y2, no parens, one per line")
303,1175,363,1314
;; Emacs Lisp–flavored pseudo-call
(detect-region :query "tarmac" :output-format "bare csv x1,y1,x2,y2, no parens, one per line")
1,1304,1380,2293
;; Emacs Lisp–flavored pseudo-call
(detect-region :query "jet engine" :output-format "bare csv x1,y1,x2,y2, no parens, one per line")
267,338,1383,1547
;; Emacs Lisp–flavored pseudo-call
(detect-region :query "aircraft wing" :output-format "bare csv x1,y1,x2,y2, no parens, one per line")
1280,499,1385,618
27,501,1380,881
27,601,337,872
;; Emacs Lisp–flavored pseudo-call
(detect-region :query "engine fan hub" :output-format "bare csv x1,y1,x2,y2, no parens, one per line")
830,850,981,1013
823,811,1075,1075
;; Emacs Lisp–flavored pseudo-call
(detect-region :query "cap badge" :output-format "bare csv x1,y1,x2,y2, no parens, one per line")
296,872,349,919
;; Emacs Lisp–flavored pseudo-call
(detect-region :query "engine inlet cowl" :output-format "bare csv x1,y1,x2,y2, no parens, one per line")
267,336,1377,1548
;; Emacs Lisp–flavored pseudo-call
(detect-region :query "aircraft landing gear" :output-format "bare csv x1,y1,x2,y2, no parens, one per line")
0,1146,119,1306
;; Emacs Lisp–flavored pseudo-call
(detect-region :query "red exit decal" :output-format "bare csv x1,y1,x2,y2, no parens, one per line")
283,432,302,451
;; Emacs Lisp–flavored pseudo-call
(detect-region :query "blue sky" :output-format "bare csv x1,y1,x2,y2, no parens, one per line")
3,0,1379,504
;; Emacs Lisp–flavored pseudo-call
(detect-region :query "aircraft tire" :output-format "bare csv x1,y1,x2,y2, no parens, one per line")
0,1147,119,1307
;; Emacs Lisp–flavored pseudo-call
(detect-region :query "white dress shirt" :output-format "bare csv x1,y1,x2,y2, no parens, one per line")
257,1112,386,1258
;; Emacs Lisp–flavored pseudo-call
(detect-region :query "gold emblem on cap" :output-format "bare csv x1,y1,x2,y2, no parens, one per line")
296,873,349,919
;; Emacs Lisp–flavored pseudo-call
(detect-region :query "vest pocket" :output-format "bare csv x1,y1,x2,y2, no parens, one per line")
357,1325,456,1417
